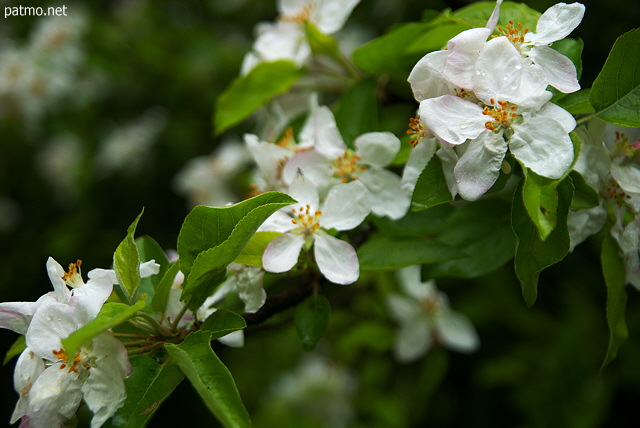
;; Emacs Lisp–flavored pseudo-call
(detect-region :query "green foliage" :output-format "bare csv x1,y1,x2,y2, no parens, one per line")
570,170,600,210
454,1,542,29
165,331,251,428
2,335,26,366
150,261,180,313
135,235,170,305
590,28,640,126
601,231,628,367
512,178,574,306
294,294,331,351
334,78,379,148
358,235,464,270
304,22,341,60
521,168,560,241
411,155,453,210
106,356,184,428
114,210,144,302
62,300,146,358
214,61,303,134
200,308,247,340
557,89,595,115
177,192,295,310
234,232,281,268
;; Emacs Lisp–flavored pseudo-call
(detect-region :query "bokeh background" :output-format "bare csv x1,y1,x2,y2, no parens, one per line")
1,0,639,426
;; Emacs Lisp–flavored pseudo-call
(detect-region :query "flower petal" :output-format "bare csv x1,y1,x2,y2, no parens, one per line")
258,210,296,233
611,163,640,194
289,172,320,210
11,348,45,424
536,101,576,133
510,114,574,179
26,301,80,361
27,363,83,426
354,132,400,167
262,233,305,273
308,0,361,35
443,27,492,90
320,180,370,230
454,131,508,201
360,167,410,220
436,310,480,353
299,105,346,159
0,302,39,334
528,45,580,93
394,318,431,363
419,95,486,145
71,270,114,321
46,257,71,304
401,137,437,195
314,234,359,284
408,50,451,102
282,149,332,189
529,2,585,46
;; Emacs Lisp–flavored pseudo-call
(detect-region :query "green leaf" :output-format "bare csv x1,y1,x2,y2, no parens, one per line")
3,335,26,366
62,300,146,358
177,192,296,310
304,22,340,59
233,231,281,268
165,331,251,428
411,155,453,211
200,308,247,340
106,356,184,428
334,77,378,148
114,210,144,301
151,261,180,313
294,294,331,351
570,170,600,210
422,199,516,278
521,168,559,241
135,235,170,304
556,89,594,115
358,235,465,271
512,177,574,306
601,231,629,367
589,28,640,127
214,61,303,134
453,1,542,29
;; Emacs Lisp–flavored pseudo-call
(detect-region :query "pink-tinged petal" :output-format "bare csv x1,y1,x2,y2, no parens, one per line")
436,146,460,199
289,172,320,210
510,115,573,179
309,0,361,35
321,180,370,230
401,137,437,195
528,45,580,93
536,102,576,133
408,50,451,102
26,301,80,361
529,2,585,46
359,168,410,220
0,302,38,334
46,257,71,304
262,233,305,273
354,132,400,167
444,27,492,90
454,131,508,201
485,0,503,30
258,210,296,233
314,234,359,284
27,363,82,426
419,95,486,146
436,311,480,353
282,149,332,189
299,105,346,159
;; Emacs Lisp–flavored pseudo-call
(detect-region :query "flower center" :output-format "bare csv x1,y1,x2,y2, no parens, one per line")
52,348,90,373
407,116,428,148
333,150,366,182
277,127,295,149
419,294,443,319
606,179,632,207
291,204,322,236
495,21,530,49
281,4,314,24
61,259,84,289
482,99,519,131
611,131,640,162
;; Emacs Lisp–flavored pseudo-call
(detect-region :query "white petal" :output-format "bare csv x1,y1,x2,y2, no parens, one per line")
394,318,432,363
528,45,580,93
568,206,607,251
510,114,574,179
320,180,370,230
354,132,400,167
27,363,82,426
485,0,503,30
360,168,410,220
46,257,71,304
218,330,245,348
436,146,460,199
386,294,421,323
26,301,80,361
314,234,359,284
309,0,361,34
245,134,293,185
11,348,45,423
401,137,437,195
436,310,480,353
419,95,486,145
70,272,114,321
529,2,585,46
611,164,640,194
251,21,309,66
262,233,305,273
454,131,508,201
282,149,333,189
0,301,38,334
289,172,320,210
536,102,576,133
408,50,451,102
234,266,267,313
299,105,346,159
258,210,296,233
443,27,492,90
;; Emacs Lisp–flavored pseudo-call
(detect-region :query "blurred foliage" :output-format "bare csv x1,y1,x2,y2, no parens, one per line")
1,0,639,427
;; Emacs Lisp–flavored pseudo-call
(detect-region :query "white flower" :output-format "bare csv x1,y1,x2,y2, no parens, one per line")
261,174,370,284
496,2,585,93
241,0,361,74
386,266,479,363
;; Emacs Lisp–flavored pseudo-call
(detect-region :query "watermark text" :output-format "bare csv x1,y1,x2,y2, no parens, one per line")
5,5,68,19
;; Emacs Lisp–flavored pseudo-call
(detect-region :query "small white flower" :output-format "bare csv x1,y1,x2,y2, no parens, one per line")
261,174,370,284
387,266,479,363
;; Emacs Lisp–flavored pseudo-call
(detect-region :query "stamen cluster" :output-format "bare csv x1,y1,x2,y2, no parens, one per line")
495,21,530,48
482,99,519,131
291,204,322,235
333,150,366,182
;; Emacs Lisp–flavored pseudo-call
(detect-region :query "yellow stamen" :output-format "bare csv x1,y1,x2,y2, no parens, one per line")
333,150,364,182
61,260,84,288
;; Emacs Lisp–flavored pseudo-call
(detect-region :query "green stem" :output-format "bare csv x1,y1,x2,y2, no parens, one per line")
576,112,597,125
171,298,192,331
